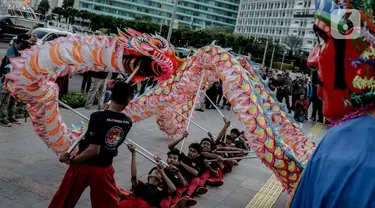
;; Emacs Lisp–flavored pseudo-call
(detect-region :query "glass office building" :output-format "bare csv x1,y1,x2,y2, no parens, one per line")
79,0,240,29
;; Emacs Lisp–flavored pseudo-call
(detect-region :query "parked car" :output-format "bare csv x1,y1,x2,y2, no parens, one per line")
175,47,196,58
10,28,73,45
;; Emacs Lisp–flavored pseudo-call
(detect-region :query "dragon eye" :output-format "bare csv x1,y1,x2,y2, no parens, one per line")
138,39,154,51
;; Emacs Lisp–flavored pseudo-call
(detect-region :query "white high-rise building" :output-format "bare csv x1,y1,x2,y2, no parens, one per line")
234,0,317,52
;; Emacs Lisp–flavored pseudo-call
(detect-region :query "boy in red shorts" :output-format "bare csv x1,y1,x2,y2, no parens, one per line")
167,132,205,203
50,81,133,208
119,144,177,208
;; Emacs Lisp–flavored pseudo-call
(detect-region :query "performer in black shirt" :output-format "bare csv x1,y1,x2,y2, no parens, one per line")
118,144,176,208
49,81,133,208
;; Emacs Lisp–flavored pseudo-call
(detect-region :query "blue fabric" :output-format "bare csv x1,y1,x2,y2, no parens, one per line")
104,90,111,104
290,115,375,208
307,83,313,100
5,46,16,57
295,114,305,123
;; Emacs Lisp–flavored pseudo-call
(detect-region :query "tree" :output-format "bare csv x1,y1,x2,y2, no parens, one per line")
62,0,74,9
283,35,303,56
134,16,152,22
52,7,64,22
37,0,50,16
205,25,234,33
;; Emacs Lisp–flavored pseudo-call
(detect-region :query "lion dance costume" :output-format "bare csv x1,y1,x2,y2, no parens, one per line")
289,0,375,207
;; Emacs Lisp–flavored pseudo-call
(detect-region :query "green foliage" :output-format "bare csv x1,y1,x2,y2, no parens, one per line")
283,35,303,55
134,16,152,22
61,92,88,109
272,62,294,70
62,0,74,9
53,8,291,64
99,28,109,35
37,0,50,15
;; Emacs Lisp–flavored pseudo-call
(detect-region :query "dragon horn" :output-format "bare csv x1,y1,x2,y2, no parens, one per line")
210,40,217,45
117,28,128,38
126,28,145,38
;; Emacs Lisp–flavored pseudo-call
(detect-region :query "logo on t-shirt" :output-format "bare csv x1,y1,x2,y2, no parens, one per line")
105,126,124,148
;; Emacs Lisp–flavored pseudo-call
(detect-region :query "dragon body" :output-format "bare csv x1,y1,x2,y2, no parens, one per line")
6,29,315,192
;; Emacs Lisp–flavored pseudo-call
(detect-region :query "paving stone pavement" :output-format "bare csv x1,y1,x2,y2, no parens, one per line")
0,103,327,208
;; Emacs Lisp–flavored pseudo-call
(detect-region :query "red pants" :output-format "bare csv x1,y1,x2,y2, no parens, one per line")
207,168,224,184
200,169,224,186
199,171,211,187
186,177,200,196
160,186,186,208
118,195,155,208
49,164,118,208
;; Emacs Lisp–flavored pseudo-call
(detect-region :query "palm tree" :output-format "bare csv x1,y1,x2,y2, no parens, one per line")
283,35,303,56
37,0,50,17
52,7,64,22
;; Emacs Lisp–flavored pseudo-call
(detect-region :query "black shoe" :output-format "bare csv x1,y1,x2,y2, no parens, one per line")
196,108,204,112
196,186,208,195
8,118,20,124
205,107,211,110
221,106,224,109
0,120,11,127
311,117,316,122
317,119,323,123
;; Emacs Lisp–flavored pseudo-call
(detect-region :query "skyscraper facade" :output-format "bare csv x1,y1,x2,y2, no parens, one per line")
235,0,316,51
79,0,240,29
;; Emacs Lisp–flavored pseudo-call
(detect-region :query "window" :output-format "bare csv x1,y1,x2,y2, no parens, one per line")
307,41,312,44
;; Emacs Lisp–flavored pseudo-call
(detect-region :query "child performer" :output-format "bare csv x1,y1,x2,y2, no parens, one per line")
159,150,196,208
199,138,225,187
50,81,133,208
167,132,205,203
119,144,176,208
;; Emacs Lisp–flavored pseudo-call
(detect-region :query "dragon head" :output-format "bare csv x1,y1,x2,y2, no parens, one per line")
308,0,375,121
117,28,185,82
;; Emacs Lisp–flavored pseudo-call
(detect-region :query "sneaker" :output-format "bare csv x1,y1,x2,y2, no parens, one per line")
172,197,187,208
195,108,204,112
183,196,197,207
196,186,208,195
0,120,11,127
8,118,20,124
